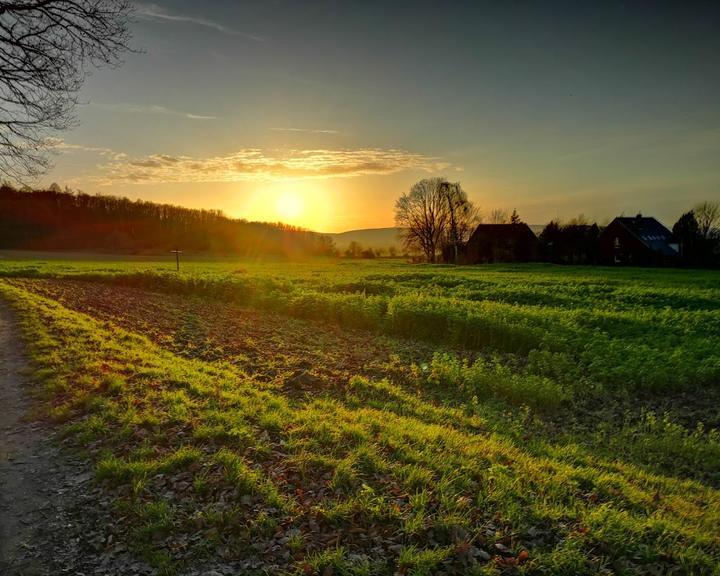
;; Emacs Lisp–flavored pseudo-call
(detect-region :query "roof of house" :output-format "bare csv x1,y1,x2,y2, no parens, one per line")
610,215,678,256
469,223,538,241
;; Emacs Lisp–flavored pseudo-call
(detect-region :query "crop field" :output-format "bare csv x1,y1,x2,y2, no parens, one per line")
1,255,719,575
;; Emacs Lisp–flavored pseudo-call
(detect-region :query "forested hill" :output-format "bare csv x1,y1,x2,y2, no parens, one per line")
0,186,335,257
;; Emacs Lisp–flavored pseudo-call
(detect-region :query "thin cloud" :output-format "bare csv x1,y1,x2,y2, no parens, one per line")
92,148,450,185
134,3,264,42
46,138,127,161
270,127,341,135
87,102,216,120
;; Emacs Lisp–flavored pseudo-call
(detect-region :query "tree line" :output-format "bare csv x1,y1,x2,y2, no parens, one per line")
343,242,401,259
0,185,335,258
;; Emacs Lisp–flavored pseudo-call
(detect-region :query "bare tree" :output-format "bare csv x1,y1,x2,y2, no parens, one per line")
395,177,479,263
694,201,720,238
395,177,450,263
0,0,134,180
488,208,509,224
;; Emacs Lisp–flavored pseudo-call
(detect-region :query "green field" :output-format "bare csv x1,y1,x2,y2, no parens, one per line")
1,255,719,575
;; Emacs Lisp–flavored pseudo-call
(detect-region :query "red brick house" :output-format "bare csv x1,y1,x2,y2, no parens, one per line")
598,215,679,265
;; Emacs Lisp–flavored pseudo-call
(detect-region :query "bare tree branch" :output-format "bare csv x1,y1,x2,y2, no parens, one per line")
488,208,509,224
0,0,133,181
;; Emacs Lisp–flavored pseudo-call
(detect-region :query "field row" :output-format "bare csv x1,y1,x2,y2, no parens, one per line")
6,265,718,396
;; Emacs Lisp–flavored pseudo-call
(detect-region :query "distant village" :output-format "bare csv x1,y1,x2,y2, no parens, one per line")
379,178,720,267
345,211,720,268
347,192,720,268
454,212,719,267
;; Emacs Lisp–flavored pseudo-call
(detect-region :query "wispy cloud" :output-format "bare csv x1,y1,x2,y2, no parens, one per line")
46,138,127,161
135,3,263,42
87,102,216,120
91,148,450,185
270,127,341,135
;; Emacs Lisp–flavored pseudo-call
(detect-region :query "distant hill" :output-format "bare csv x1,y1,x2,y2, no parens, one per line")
327,227,405,252
328,224,547,252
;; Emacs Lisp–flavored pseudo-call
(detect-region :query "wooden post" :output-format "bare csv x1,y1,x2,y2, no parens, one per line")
171,249,182,271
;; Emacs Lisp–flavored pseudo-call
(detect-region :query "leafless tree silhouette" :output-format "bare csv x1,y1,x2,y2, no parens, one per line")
0,0,133,180
488,208,509,224
395,178,450,263
694,201,720,238
395,177,479,263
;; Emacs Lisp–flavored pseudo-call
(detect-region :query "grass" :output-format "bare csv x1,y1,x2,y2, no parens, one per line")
2,255,718,396
0,255,719,574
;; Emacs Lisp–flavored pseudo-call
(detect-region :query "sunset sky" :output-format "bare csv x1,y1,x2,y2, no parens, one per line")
45,1,720,233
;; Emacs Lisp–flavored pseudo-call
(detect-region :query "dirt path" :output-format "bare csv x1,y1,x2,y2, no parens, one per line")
0,300,152,575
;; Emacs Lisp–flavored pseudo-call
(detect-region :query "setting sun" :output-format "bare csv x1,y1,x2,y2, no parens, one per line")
236,181,336,231
276,192,303,222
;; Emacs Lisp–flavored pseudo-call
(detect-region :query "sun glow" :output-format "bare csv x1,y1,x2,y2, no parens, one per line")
276,192,303,222
237,181,336,231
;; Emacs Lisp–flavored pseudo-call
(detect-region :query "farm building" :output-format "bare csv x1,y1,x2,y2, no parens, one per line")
598,215,679,265
464,223,540,263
